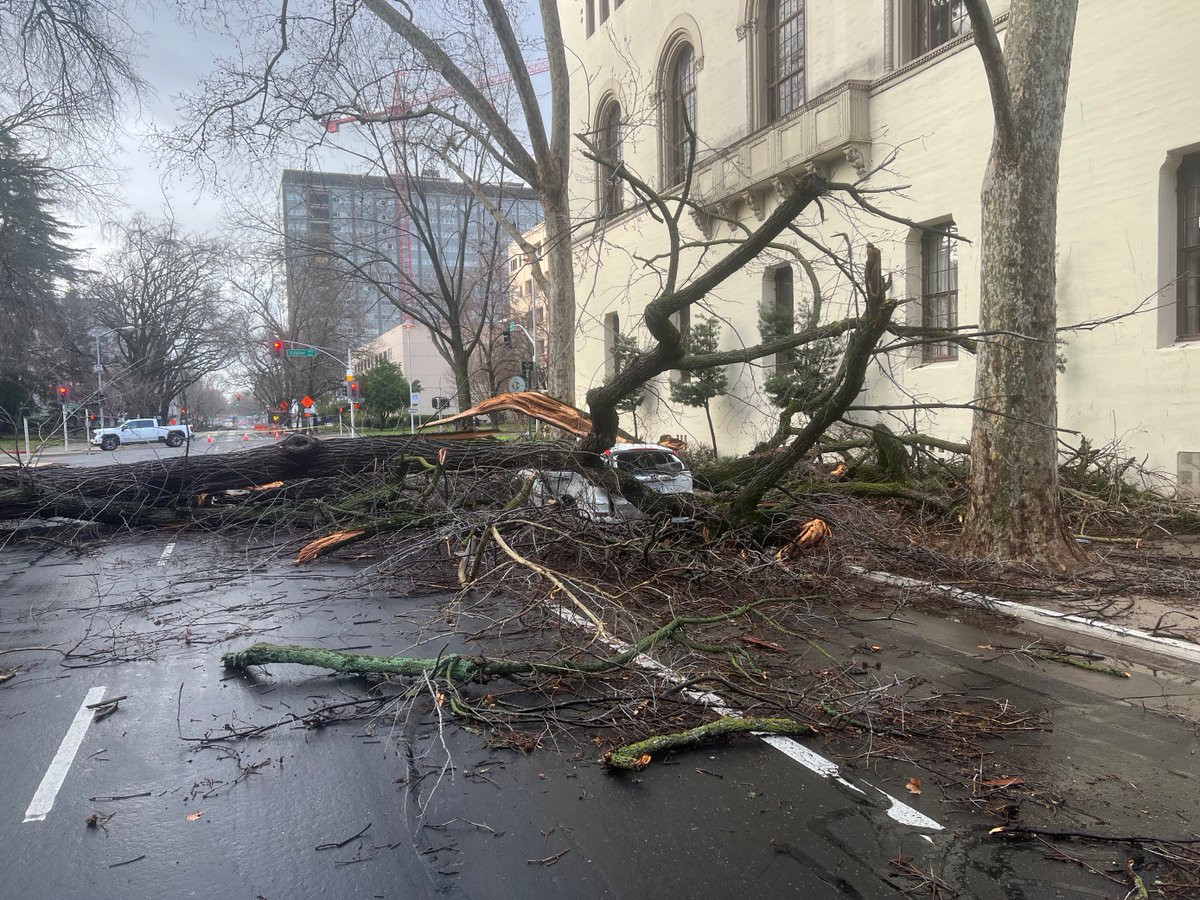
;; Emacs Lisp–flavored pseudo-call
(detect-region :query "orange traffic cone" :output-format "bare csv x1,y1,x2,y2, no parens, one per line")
206,435,213,443
243,433,250,441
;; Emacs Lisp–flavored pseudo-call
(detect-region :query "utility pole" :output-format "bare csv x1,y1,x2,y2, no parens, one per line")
346,345,357,438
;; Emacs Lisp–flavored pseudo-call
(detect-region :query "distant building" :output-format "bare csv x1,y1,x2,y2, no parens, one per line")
280,168,543,337
360,323,458,420
507,222,548,373
280,169,403,338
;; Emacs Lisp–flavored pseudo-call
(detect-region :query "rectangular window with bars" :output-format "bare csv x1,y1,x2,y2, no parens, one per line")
911,0,970,60
921,223,958,362
768,0,805,121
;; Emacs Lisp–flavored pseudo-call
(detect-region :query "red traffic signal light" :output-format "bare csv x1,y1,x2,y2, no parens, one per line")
350,381,359,396
57,384,69,402
353,402,361,410
271,340,284,358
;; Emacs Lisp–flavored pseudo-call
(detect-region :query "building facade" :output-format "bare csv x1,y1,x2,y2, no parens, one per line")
280,170,543,337
508,222,549,376
561,0,1200,489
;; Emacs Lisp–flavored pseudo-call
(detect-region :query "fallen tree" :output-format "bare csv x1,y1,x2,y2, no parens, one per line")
0,433,578,523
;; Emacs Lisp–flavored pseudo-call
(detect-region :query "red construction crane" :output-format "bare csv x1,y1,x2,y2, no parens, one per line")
324,60,550,133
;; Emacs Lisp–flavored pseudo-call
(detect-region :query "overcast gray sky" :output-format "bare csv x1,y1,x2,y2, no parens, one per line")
74,2,553,258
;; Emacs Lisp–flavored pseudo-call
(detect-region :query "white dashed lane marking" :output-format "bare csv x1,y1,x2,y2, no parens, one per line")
157,542,176,567
24,686,107,823
548,606,943,835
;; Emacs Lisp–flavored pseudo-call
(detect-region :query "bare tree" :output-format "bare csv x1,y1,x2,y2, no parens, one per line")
960,0,1082,567
280,125,540,410
228,244,366,419
91,219,238,420
171,0,576,399
0,0,144,417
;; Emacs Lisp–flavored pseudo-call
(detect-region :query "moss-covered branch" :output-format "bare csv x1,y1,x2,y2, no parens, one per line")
605,716,815,770
222,597,808,682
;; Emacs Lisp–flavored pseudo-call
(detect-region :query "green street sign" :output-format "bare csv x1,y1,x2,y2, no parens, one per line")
286,348,318,358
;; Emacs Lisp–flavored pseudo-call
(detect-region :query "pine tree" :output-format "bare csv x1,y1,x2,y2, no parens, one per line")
668,318,727,456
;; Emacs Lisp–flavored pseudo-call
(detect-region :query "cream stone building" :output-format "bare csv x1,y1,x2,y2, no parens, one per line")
362,321,459,418
561,0,1200,489
507,222,550,369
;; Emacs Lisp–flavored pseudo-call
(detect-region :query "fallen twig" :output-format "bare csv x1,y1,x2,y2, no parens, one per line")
316,822,372,851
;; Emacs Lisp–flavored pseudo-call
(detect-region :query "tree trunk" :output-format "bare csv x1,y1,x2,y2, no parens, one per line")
0,435,578,521
704,398,719,457
451,342,473,411
962,0,1083,568
541,186,575,402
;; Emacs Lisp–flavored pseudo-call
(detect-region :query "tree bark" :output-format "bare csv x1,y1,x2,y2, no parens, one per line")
0,435,577,521
541,186,576,401
962,0,1083,568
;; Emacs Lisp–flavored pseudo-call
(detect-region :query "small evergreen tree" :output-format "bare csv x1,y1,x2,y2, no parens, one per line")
758,301,843,419
610,333,647,440
359,360,411,429
669,318,727,455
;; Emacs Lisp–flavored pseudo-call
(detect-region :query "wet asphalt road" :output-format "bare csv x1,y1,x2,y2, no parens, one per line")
6,429,287,469
0,524,1194,897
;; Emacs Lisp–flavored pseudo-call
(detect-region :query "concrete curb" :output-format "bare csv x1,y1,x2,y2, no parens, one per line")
848,565,1200,668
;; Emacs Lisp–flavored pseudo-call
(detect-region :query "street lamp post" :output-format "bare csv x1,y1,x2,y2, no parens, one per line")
402,317,415,435
94,325,133,430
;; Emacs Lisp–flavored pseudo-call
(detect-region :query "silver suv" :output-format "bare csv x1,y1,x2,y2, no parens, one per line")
524,443,693,521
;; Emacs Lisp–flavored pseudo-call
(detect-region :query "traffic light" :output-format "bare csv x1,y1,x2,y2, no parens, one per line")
350,382,359,397
57,384,69,403
271,339,284,358
353,401,361,410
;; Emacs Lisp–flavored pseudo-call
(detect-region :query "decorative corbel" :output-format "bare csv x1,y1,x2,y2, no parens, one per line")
736,17,758,41
844,144,870,178
772,174,797,202
742,189,764,222
689,206,716,240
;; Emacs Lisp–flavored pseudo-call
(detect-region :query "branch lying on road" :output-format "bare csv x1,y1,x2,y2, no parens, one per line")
604,716,815,770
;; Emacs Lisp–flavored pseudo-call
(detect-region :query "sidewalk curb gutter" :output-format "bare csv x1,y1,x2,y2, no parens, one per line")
848,565,1200,668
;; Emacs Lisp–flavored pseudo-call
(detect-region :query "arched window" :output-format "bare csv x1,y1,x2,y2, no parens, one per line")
665,42,697,186
597,99,623,218
767,0,805,121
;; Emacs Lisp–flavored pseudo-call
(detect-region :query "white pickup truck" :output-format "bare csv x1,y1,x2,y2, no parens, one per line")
91,417,193,451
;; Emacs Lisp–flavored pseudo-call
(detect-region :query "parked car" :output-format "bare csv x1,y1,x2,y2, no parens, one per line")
522,443,693,521
91,417,194,451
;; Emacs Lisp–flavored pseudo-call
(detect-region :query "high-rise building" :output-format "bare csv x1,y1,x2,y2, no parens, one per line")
280,169,543,341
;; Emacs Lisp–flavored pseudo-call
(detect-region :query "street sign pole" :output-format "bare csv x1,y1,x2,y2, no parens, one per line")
23,416,30,460
347,346,356,438
61,403,69,452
